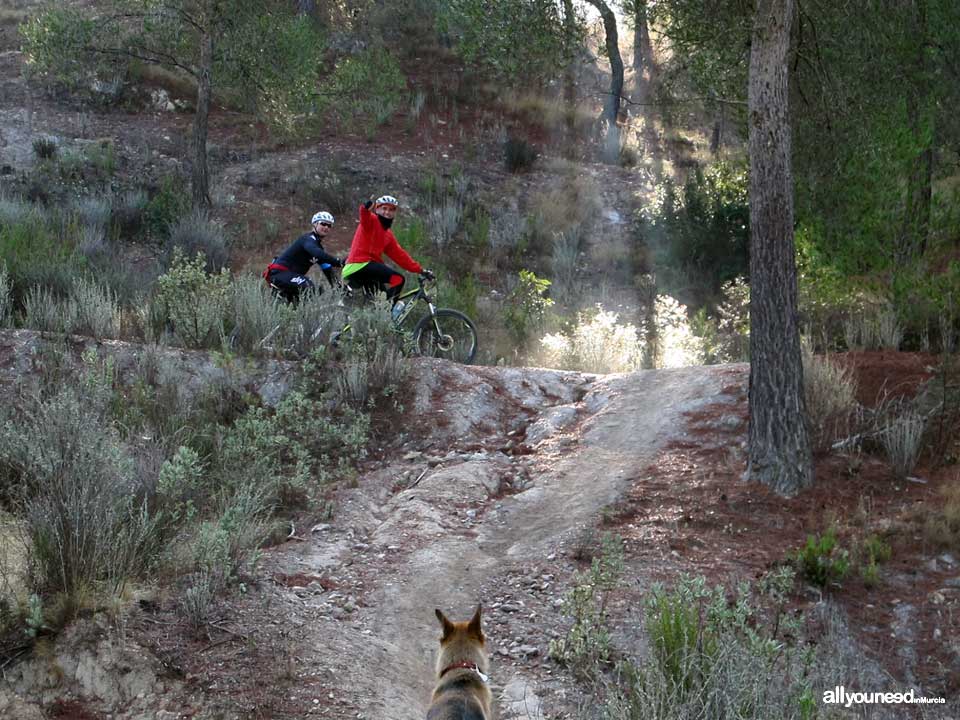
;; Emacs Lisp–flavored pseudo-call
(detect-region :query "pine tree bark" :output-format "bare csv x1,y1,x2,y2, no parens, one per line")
632,0,650,73
746,0,813,496
192,28,213,208
584,0,623,163
562,0,578,155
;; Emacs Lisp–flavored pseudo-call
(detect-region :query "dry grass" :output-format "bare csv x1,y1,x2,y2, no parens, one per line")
923,473,960,551
802,343,859,452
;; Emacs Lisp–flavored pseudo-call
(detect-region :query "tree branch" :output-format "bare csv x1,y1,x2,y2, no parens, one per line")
84,45,197,78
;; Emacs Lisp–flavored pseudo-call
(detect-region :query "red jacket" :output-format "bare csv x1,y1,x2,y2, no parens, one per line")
345,205,423,273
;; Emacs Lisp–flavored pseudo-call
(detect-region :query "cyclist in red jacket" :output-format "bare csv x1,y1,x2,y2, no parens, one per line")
341,195,434,310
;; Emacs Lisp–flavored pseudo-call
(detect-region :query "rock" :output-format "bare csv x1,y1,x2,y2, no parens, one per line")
0,691,44,720
518,645,540,657
939,553,958,567
943,577,960,589
500,603,521,613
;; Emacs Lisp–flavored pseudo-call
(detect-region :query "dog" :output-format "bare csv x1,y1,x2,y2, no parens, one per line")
427,605,492,720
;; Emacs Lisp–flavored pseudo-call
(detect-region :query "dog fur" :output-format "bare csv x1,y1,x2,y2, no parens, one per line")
427,605,492,720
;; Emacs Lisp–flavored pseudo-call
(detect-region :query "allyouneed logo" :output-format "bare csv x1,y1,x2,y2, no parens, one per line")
823,686,946,708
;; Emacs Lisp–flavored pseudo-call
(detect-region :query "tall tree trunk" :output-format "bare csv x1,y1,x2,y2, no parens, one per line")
297,0,316,16
562,0,578,155
192,29,213,208
747,0,812,496
632,0,649,73
585,0,623,163
899,0,932,262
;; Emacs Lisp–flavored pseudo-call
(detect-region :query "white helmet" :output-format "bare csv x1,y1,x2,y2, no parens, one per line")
375,195,399,207
311,211,334,226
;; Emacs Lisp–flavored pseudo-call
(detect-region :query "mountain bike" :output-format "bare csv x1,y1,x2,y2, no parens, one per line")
337,272,479,364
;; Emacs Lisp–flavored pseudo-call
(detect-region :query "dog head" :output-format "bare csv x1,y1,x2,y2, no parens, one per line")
434,605,488,677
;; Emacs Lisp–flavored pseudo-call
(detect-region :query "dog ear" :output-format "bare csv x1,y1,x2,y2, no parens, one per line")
435,609,455,640
467,604,484,640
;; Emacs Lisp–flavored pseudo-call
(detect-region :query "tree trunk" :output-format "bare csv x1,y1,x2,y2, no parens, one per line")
297,0,316,17
746,0,812,496
562,0,578,155
632,0,650,73
585,0,623,164
192,29,213,208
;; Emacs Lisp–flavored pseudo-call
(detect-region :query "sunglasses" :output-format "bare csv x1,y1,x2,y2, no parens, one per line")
318,222,332,228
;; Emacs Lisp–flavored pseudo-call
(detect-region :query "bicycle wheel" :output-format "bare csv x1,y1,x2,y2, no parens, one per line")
412,309,478,364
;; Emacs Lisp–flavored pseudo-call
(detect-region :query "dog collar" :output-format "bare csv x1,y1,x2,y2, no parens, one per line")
440,661,489,684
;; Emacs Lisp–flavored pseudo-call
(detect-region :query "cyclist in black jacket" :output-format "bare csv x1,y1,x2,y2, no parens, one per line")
263,211,344,303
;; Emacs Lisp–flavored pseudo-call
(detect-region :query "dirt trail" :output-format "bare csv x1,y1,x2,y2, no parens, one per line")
270,360,736,720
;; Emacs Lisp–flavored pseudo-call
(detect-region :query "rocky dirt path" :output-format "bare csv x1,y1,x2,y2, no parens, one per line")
263,359,737,719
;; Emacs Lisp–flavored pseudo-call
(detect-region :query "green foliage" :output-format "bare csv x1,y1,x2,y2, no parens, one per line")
335,298,409,407
144,176,191,239
20,7,117,94
611,569,822,720
792,527,850,589
324,47,408,137
164,209,229,272
646,161,750,306
0,263,11,327
157,446,206,526
503,269,553,346
858,534,891,589
0,354,159,599
218,391,369,508
504,136,537,173
154,249,230,348
540,306,644,373
32,137,58,160
0,205,76,304
548,533,624,678
216,12,324,136
439,0,577,85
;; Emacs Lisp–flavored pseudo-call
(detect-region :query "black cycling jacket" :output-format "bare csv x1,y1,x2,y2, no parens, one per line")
274,232,341,275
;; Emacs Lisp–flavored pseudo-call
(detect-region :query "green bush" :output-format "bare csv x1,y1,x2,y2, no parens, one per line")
504,136,537,173
548,534,624,678
164,209,230,273
32,137,58,160
0,354,159,599
154,249,230,349
503,270,554,347
334,298,407,406
324,48,407,137
609,569,823,720
792,527,850,588
144,176,191,239
0,263,11,327
0,207,76,304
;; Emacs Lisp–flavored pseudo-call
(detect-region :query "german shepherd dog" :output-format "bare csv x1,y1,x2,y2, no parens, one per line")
427,605,492,720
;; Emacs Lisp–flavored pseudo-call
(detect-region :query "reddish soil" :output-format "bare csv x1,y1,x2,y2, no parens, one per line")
603,353,960,698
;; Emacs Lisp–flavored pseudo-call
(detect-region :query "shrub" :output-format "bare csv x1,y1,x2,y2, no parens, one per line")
879,408,925,480
32,136,58,160
21,277,121,339
548,533,623,678
875,304,903,350
164,209,230,273
551,231,580,300
504,270,553,347
802,342,858,452
334,298,407,406
218,390,369,509
923,478,960,551
608,569,827,720
324,48,407,137
0,364,158,599
540,306,643,374
504,136,537,173
144,176,191,239
154,249,230,348
112,189,148,240
792,527,850,588
72,195,112,232
0,263,11,326
228,274,295,354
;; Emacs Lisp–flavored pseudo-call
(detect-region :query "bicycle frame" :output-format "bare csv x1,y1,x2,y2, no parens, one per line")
338,276,437,335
